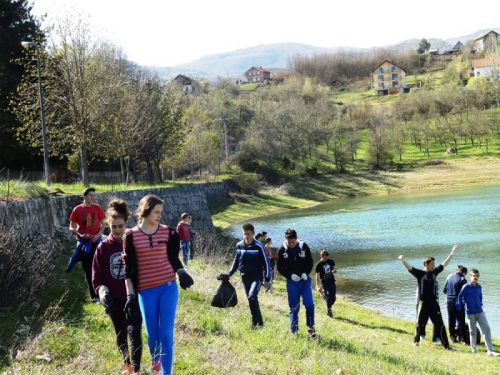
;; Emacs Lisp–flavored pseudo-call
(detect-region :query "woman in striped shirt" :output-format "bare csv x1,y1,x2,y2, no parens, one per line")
122,194,193,375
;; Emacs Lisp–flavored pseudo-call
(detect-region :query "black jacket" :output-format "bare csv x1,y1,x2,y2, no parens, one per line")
122,225,183,292
277,240,313,281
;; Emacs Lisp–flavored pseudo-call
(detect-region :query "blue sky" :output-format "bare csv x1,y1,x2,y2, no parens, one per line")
32,0,500,67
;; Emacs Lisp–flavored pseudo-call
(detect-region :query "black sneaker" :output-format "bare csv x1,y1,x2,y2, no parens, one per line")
327,309,333,318
307,328,320,339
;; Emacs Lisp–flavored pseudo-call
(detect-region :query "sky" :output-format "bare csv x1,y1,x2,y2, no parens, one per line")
32,0,500,67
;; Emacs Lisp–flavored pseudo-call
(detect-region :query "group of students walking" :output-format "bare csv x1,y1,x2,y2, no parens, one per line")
220,224,338,338
67,187,499,374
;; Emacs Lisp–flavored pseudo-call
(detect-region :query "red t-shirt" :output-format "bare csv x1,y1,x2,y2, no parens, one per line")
69,203,105,236
176,221,191,241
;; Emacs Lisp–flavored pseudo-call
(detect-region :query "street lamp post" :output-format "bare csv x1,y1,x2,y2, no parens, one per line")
21,41,51,186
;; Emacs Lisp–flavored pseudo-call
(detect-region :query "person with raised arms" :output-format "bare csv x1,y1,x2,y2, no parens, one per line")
398,245,457,350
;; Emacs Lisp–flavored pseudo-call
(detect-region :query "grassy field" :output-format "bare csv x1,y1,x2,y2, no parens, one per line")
3,251,500,375
0,179,197,201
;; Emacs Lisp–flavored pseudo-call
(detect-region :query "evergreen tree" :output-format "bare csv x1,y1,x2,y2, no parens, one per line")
417,38,431,54
0,0,44,169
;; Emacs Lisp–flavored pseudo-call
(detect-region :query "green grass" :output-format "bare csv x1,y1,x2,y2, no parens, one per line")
0,179,200,201
332,69,449,106
239,83,262,91
4,255,500,374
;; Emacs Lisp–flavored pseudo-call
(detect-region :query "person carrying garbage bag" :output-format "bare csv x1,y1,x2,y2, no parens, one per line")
219,223,271,328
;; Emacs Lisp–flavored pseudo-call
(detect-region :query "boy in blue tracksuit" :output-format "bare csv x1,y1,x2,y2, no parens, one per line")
277,228,319,338
456,269,500,355
220,223,271,328
443,265,468,343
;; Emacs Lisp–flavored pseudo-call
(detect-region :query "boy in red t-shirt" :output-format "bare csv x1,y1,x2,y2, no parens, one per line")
69,187,106,301
176,213,192,266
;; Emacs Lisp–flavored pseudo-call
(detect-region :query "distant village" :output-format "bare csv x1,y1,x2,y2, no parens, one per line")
172,30,500,97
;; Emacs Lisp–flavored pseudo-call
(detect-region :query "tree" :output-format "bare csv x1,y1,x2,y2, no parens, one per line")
13,15,125,186
417,39,431,54
357,105,393,169
0,0,44,169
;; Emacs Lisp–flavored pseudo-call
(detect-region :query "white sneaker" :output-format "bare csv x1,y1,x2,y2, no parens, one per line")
487,350,500,356
471,348,477,353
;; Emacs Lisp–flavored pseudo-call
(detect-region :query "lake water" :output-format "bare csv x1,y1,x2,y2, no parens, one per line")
226,185,500,337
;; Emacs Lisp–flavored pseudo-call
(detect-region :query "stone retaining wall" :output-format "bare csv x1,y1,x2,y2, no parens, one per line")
0,182,231,237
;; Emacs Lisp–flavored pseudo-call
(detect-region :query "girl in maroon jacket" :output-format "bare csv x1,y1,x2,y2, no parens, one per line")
92,200,142,374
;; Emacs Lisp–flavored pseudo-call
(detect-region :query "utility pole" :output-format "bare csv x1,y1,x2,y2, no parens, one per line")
22,41,51,186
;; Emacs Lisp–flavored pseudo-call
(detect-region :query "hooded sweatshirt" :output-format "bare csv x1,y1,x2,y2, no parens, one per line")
277,240,313,280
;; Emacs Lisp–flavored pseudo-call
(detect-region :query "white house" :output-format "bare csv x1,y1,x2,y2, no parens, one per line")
472,58,500,78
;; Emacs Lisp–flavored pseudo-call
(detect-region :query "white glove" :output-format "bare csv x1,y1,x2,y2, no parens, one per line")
291,274,301,282
301,273,307,281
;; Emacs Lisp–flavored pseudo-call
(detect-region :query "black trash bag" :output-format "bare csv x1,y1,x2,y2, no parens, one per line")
211,278,238,308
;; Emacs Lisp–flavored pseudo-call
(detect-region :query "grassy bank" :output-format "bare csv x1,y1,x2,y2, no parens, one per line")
0,180,199,201
3,252,500,375
212,156,500,228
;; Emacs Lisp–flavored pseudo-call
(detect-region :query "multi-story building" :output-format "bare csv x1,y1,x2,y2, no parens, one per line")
244,66,271,83
474,30,500,53
371,60,407,95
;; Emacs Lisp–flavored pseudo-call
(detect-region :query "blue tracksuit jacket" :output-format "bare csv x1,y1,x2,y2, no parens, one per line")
228,239,271,281
456,283,483,314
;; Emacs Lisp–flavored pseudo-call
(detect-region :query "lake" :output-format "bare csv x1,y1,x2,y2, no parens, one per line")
226,185,500,337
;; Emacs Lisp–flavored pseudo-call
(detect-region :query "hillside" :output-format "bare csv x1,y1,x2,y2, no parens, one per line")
147,27,499,79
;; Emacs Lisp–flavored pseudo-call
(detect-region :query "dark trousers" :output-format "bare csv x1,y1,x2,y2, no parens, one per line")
447,301,467,342
108,299,143,373
82,242,98,299
323,282,336,311
414,300,450,349
242,274,263,326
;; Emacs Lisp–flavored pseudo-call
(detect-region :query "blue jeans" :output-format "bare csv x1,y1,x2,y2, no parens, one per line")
181,241,190,266
286,277,315,332
242,274,263,326
138,281,178,375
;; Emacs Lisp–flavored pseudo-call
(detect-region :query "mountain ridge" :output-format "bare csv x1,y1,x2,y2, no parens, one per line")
147,27,500,79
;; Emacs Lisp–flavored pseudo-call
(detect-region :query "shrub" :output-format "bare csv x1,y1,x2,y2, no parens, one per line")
231,174,260,195
0,221,52,310
257,165,282,185
425,159,447,166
